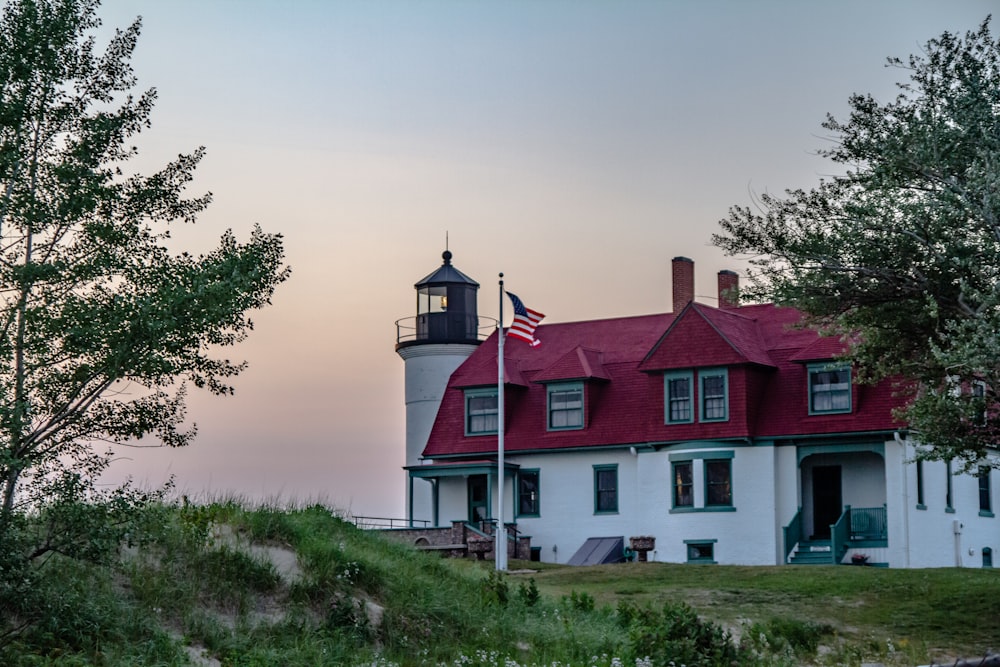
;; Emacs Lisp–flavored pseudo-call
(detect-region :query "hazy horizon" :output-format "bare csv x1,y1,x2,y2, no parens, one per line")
90,0,995,518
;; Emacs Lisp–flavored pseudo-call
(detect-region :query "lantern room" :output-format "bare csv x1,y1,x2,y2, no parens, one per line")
396,250,482,349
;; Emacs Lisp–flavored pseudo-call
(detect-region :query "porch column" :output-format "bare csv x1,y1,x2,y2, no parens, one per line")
408,473,414,528
432,478,440,527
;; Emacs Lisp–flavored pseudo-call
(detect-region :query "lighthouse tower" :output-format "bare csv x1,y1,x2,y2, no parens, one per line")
396,250,484,525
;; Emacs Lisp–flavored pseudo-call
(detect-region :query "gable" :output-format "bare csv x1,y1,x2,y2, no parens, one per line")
641,304,765,371
533,346,610,383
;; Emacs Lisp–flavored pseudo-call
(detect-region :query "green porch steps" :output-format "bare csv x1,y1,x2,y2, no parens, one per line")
788,539,837,565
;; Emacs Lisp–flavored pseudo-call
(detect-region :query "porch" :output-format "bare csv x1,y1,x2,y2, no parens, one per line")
784,504,888,565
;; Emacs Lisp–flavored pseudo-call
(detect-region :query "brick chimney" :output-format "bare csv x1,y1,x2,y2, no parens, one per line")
718,270,739,309
672,256,694,314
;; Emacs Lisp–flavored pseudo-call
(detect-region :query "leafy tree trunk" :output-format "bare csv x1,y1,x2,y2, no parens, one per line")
714,18,1000,466
0,0,289,554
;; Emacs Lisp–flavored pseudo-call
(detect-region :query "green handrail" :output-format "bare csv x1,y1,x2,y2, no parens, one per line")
783,508,803,563
831,506,851,563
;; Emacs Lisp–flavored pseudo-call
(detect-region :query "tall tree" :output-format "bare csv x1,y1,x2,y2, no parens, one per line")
713,18,1000,467
0,0,288,550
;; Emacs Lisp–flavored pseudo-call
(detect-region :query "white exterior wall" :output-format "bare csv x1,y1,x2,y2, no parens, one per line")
432,445,786,565
883,436,911,567
773,443,800,563
398,343,478,524
899,440,1000,568
510,451,639,564
427,431,999,568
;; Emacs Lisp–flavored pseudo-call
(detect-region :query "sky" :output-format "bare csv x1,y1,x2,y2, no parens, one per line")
90,0,996,518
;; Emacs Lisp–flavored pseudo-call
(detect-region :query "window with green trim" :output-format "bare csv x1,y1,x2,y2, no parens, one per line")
808,364,852,414
916,459,926,509
980,466,992,516
548,382,584,430
705,459,732,506
465,389,498,435
699,369,728,422
594,465,618,514
974,381,987,426
946,460,955,512
673,461,693,507
517,470,540,517
665,372,694,424
685,540,717,563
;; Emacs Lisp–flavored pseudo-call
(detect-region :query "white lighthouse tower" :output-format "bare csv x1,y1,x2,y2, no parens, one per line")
396,250,484,525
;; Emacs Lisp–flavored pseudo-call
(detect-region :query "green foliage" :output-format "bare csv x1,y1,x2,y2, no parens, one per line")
481,568,510,607
516,577,540,607
713,17,1000,465
742,617,834,658
0,0,289,618
620,600,745,666
4,500,1000,665
564,588,596,613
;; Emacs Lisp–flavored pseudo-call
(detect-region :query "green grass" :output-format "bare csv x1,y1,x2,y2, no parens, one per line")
2,499,999,666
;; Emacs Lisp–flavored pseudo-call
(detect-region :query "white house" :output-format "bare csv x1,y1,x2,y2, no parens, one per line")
396,253,998,567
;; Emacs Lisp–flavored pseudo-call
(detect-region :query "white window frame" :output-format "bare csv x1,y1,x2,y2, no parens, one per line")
665,371,694,424
699,368,729,422
464,388,498,436
808,363,852,415
547,382,584,431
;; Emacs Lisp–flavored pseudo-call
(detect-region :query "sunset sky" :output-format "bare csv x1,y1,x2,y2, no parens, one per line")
96,1,995,518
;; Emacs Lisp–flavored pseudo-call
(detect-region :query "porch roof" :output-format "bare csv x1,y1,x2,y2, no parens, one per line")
405,460,520,479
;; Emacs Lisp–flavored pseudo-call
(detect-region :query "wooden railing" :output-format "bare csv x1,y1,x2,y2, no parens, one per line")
849,504,887,541
831,509,851,564
783,508,803,563
350,516,430,530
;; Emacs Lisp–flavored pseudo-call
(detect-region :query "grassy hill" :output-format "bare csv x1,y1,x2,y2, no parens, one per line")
1,500,998,666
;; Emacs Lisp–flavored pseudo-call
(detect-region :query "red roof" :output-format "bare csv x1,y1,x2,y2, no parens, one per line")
422,303,904,460
534,346,610,383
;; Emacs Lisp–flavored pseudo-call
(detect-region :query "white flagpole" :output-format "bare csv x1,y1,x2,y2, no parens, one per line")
496,273,507,571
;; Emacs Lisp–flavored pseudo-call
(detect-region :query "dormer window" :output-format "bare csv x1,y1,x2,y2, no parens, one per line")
665,371,694,424
465,389,498,435
548,382,584,430
699,368,729,422
809,363,852,414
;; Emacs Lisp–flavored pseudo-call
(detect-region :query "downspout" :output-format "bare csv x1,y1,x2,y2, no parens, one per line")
894,431,911,568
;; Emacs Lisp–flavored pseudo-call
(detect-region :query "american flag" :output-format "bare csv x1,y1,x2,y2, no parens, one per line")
506,292,545,347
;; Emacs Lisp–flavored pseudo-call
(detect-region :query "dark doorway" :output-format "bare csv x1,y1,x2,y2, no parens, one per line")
812,465,842,538
468,475,489,523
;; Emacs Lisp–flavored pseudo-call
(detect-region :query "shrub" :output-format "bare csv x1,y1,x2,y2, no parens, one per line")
624,600,744,666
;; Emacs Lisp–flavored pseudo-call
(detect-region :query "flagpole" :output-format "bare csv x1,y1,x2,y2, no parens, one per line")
496,273,507,571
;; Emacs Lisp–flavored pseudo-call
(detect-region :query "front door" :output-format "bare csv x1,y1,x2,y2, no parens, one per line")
468,475,489,523
812,465,842,538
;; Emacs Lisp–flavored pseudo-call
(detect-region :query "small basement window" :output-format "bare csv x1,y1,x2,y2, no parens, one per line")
685,539,717,564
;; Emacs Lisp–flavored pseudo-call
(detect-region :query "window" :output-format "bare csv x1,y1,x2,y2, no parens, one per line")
673,461,693,507
465,389,498,435
809,364,852,414
669,451,735,512
946,460,955,512
980,466,993,516
916,460,926,509
973,381,987,426
665,372,694,423
517,470,540,517
594,465,618,514
548,383,584,430
699,369,728,422
705,459,733,506
685,539,717,564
